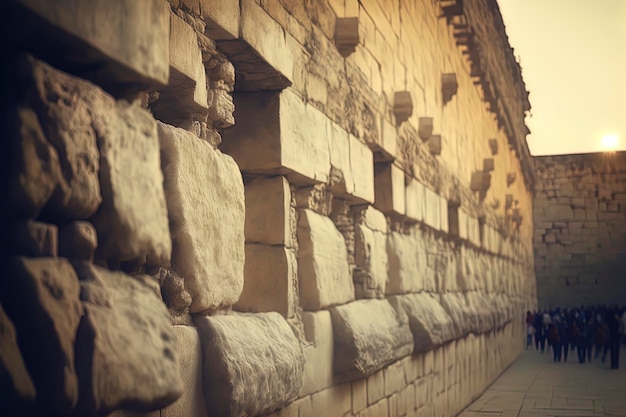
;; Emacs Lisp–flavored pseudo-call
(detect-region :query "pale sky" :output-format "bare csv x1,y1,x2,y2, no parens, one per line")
497,0,626,156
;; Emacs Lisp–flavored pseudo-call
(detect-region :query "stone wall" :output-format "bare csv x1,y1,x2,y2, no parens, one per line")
534,152,626,309
1,1,537,417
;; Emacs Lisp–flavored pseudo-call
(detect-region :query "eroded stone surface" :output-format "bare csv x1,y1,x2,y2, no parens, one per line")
0,303,36,415
386,231,422,294
195,312,304,417
1,257,81,414
330,299,413,379
245,176,293,246
159,122,245,312
389,293,457,352
354,206,388,298
10,220,58,257
58,221,98,261
297,209,354,310
73,261,182,416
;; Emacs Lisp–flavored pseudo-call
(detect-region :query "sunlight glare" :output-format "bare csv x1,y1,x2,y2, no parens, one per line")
600,134,619,151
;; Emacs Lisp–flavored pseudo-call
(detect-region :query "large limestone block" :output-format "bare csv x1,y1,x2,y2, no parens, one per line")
297,209,354,310
389,293,457,352
330,299,413,379
221,89,331,185
200,0,239,39
423,187,442,231
16,55,102,219
92,101,171,268
386,231,422,294
236,244,297,318
300,311,334,396
466,292,494,333
244,176,294,246
195,312,304,417
354,206,389,298
439,293,472,336
159,122,245,312
374,163,406,215
159,326,208,417
73,262,183,416
9,0,169,93
6,107,64,219
406,179,425,222
1,257,81,414
0,303,36,415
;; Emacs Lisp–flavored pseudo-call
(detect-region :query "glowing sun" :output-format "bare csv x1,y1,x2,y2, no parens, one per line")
600,134,619,151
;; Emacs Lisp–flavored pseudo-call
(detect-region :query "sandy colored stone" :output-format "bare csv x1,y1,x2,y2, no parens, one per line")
73,261,182,416
245,176,293,246
389,293,458,352
330,299,413,379
374,163,406,215
92,101,171,268
386,231,422,294
201,0,240,39
300,311,334,396
236,244,297,318
10,220,58,257
9,0,169,92
1,257,81,414
439,293,472,337
195,312,304,417
0,303,36,416
354,206,389,298
6,106,65,219
159,122,245,312
297,209,355,310
58,221,98,261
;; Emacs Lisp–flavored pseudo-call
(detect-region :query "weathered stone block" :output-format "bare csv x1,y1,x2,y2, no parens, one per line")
0,303,36,415
73,262,182,416
195,312,304,417
159,326,208,417
374,163,406,215
439,293,472,337
245,176,294,246
330,299,413,379
236,244,297,318
92,102,171,268
159,122,245,312
405,179,425,222
389,293,457,352
297,209,354,310
334,17,360,57
6,107,64,219
200,0,239,39
386,231,422,294
221,89,331,185
10,220,58,257
1,257,81,414
58,221,98,261
354,206,389,298
8,0,170,94
300,311,334,396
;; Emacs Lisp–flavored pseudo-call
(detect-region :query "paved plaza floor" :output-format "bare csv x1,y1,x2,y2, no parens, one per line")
458,346,626,417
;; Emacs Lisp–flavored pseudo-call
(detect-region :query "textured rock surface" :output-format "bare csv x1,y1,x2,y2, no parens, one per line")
92,101,171,268
354,206,389,298
17,55,102,219
439,292,473,337
330,299,413,379
159,122,245,312
386,231,422,294
0,303,36,415
6,107,65,219
236,244,297,318
195,312,304,417
297,209,355,310
389,293,457,351
73,262,182,416
10,220,58,257
58,221,97,261
244,176,293,246
1,257,81,414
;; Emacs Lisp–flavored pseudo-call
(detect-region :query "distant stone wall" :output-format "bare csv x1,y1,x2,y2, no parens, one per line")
534,152,626,309
1,1,536,417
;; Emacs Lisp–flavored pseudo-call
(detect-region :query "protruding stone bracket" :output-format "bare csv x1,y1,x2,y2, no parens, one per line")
488,138,498,155
505,194,513,209
507,172,517,186
428,134,442,156
334,17,360,57
483,158,494,172
441,73,458,104
393,91,413,125
470,171,491,200
418,117,433,141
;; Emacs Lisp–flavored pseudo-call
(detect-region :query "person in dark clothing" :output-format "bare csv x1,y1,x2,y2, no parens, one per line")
608,309,621,369
586,313,595,362
534,312,545,353
549,322,561,362
577,316,589,363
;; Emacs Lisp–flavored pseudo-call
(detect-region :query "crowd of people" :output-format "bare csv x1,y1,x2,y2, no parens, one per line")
525,305,625,370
